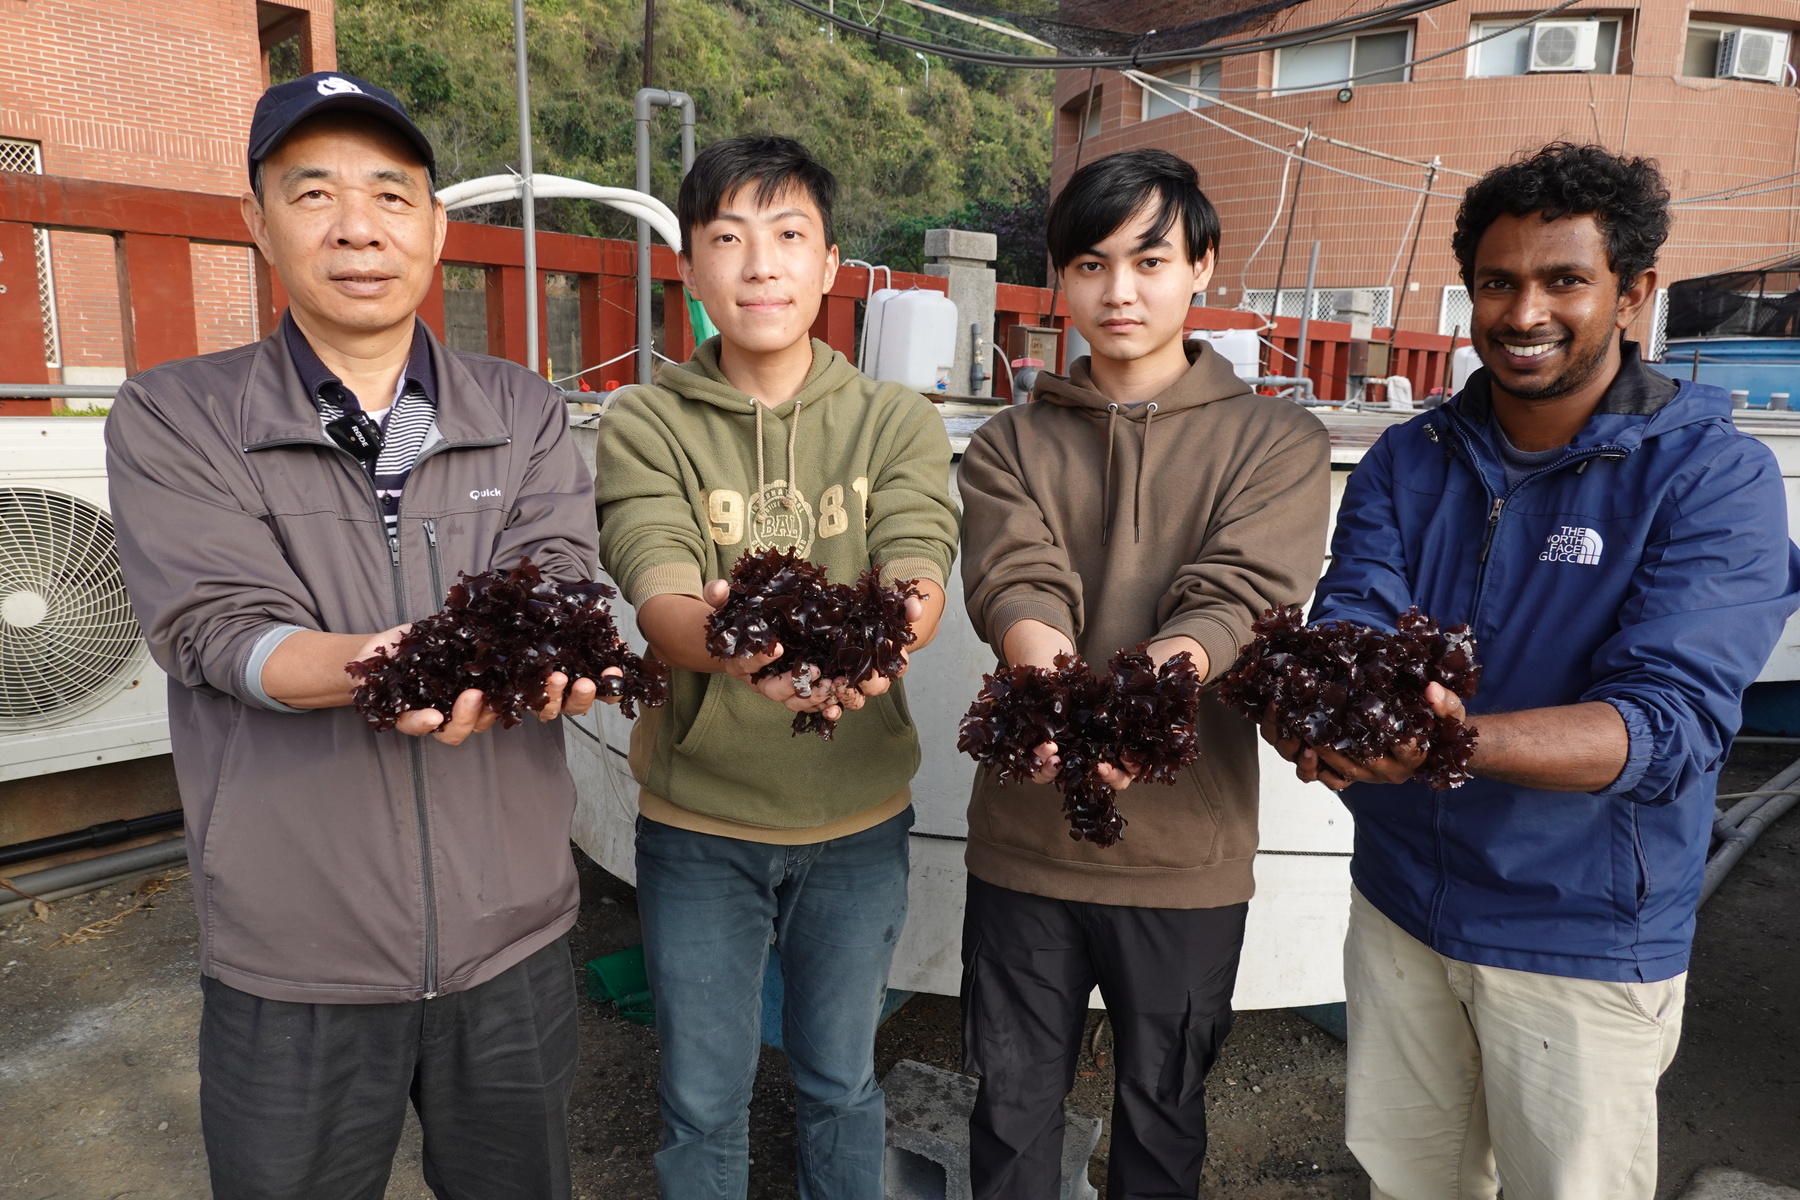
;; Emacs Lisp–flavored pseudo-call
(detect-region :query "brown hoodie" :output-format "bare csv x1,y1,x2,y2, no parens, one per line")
959,341,1330,908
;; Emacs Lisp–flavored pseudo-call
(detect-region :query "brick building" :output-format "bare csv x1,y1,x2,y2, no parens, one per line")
1053,0,1799,349
0,0,336,387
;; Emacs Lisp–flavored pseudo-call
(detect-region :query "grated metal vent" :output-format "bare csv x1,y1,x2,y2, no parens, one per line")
0,488,143,728
0,137,60,367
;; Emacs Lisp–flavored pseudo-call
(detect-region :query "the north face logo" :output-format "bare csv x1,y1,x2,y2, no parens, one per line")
317,77,365,97
1540,525,1603,566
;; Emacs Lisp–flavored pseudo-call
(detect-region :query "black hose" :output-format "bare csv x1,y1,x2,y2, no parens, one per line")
0,810,184,870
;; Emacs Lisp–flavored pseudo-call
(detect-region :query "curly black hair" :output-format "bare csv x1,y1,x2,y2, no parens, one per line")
1451,142,1670,292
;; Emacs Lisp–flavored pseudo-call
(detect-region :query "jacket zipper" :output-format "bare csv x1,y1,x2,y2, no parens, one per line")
424,518,444,604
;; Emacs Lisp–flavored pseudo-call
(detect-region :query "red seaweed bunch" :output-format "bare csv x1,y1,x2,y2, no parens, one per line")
957,647,1204,847
1217,605,1482,790
703,548,923,740
349,557,668,730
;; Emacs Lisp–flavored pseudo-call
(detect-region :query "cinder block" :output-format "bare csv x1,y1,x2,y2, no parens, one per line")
1680,1167,1800,1200
924,228,998,264
882,1059,1099,1200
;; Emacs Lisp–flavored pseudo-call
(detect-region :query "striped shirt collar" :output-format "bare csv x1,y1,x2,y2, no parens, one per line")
281,311,437,413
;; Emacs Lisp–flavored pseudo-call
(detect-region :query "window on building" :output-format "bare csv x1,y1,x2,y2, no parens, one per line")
1243,287,1394,327
1143,60,1222,119
1468,17,1621,76
0,137,60,369
1274,29,1411,94
1684,22,1793,81
1439,285,1472,337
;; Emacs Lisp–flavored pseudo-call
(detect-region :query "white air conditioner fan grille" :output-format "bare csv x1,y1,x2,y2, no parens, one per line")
0,487,143,727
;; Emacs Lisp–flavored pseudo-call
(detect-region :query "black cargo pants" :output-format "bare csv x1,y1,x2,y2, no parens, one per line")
961,876,1248,1200
198,935,579,1200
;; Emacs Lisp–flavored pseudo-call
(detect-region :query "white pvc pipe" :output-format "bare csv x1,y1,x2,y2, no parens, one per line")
437,175,682,251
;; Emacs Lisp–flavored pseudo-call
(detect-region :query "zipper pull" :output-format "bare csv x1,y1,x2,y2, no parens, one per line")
1478,496,1504,564
424,519,438,554
387,531,401,568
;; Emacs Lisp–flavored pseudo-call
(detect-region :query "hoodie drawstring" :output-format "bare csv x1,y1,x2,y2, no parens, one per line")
1135,402,1157,543
754,398,804,511
1102,403,1120,545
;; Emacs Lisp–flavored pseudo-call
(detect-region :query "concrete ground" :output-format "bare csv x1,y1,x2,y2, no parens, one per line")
2,741,1797,1199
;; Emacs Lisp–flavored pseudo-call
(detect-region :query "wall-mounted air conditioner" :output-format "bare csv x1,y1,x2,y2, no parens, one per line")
0,418,170,781
1528,19,1600,72
1718,28,1790,83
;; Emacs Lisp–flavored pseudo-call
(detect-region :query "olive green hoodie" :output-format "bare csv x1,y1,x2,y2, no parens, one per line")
595,337,960,830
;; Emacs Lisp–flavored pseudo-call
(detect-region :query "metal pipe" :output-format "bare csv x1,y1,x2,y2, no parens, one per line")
0,837,187,919
1295,240,1319,396
1702,757,1800,906
635,88,697,385
512,0,538,376
0,384,118,400
0,810,183,870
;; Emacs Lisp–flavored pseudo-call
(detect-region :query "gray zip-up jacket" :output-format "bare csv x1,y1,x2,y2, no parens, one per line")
104,325,598,1004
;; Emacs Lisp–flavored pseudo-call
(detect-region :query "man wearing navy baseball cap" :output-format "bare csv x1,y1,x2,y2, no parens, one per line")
105,71,610,1199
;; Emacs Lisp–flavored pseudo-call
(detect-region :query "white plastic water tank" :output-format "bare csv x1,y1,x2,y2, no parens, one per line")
859,287,901,378
1063,325,1091,371
1188,328,1261,381
1450,344,1482,394
874,289,959,394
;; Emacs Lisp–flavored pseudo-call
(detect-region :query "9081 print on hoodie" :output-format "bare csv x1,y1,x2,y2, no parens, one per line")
1314,345,1800,983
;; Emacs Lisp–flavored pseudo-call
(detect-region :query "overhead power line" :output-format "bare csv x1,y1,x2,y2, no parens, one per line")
785,0,1463,71
888,0,1056,49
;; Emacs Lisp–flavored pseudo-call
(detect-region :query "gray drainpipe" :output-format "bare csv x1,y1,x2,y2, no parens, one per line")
636,88,696,386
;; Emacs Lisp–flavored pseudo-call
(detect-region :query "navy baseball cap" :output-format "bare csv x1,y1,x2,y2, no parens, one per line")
247,71,436,188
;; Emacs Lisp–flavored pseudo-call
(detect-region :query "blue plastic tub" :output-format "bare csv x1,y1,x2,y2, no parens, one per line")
1659,338,1800,408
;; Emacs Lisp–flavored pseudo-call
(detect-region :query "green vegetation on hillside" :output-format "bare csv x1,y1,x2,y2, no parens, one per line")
335,0,1053,281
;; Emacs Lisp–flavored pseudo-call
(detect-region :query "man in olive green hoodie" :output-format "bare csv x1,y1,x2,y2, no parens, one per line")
958,149,1330,1199
594,136,959,1200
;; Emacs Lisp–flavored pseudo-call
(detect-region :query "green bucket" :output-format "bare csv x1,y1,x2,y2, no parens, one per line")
584,945,657,1026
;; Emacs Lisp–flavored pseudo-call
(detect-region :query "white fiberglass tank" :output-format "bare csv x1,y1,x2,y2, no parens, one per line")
1188,328,1262,381
860,287,902,378
874,289,959,395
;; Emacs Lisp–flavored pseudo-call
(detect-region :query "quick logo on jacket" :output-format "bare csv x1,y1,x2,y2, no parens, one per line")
1539,525,1604,566
706,477,870,557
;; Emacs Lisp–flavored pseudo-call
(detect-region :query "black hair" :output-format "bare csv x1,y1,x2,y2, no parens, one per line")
677,135,838,252
1452,142,1670,292
1045,149,1220,271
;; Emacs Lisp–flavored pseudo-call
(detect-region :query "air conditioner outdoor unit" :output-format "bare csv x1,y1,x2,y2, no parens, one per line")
0,418,169,782
1528,19,1600,72
1718,28,1790,83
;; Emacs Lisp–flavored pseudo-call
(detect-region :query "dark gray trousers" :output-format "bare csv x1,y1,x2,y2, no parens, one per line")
199,936,579,1200
961,876,1248,1200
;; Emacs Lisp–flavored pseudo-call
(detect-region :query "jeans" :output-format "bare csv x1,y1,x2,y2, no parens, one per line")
198,936,578,1200
961,876,1247,1200
635,808,913,1200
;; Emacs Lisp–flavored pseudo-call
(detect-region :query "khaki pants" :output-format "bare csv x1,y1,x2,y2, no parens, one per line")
1343,888,1684,1200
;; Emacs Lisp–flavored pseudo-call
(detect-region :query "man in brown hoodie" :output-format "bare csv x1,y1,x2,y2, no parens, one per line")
957,148,1331,1198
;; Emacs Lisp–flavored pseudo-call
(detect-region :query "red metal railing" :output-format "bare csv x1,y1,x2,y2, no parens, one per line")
0,172,1456,413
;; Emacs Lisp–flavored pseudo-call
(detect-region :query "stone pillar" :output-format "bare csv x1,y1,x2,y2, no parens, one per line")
923,228,997,399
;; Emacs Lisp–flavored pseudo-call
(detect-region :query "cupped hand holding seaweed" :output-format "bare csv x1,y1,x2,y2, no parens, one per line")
1217,605,1481,791
957,646,1204,847
703,548,924,739
348,557,668,734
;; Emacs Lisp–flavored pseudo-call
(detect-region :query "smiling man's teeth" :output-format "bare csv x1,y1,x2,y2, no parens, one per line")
1504,342,1557,358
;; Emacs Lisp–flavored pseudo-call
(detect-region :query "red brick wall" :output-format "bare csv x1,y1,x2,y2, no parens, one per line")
1052,0,1800,345
0,0,336,378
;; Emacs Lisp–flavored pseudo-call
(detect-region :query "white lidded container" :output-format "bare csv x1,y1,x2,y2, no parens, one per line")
859,287,902,378
1450,344,1483,394
873,289,959,394
1188,327,1262,381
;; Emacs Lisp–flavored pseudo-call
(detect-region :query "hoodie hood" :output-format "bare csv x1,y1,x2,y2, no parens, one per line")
650,335,867,518
1030,339,1256,543
651,336,863,414
1032,337,1254,419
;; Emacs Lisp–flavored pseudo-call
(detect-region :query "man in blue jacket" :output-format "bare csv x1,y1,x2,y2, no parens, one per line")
1266,142,1800,1200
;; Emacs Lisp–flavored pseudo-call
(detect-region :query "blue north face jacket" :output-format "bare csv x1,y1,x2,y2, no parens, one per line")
1313,346,1800,982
